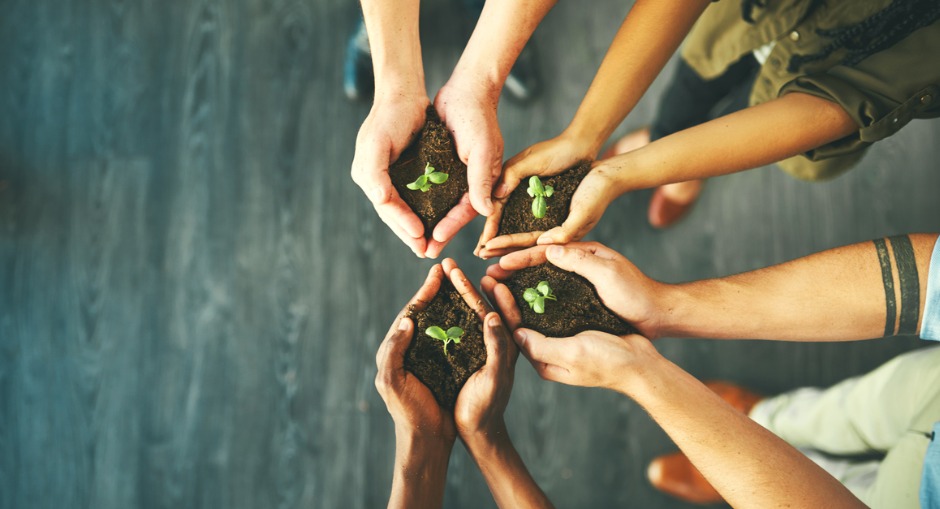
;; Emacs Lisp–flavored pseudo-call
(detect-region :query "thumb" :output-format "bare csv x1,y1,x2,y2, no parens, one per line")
482,312,513,368
544,245,612,287
467,148,498,217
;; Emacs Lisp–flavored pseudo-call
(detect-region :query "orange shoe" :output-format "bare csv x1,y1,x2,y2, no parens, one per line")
647,382,763,504
648,180,703,229
647,452,723,505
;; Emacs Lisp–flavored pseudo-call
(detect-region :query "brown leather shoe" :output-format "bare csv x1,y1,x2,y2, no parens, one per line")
648,181,702,229
704,381,763,415
648,452,723,504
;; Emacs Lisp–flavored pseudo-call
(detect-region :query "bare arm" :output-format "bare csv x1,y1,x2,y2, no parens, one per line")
565,0,711,153
536,92,859,246
625,349,866,509
387,433,452,509
428,0,557,257
660,233,939,341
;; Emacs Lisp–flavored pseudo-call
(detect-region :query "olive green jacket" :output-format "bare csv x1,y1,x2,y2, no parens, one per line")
683,0,940,180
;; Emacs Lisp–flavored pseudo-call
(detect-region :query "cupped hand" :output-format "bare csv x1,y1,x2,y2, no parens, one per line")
513,327,660,394
375,264,456,442
477,157,621,259
438,259,517,442
484,242,666,339
352,93,431,257
424,81,502,258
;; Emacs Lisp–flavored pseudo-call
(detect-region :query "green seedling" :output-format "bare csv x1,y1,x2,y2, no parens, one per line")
526,176,554,218
406,162,449,192
522,280,557,314
425,325,464,356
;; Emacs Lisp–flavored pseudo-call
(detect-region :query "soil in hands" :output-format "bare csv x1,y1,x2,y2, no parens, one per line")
389,107,469,237
505,263,636,338
497,162,591,237
405,278,486,410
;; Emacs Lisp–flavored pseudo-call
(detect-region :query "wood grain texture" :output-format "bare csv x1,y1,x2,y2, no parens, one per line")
1,0,939,508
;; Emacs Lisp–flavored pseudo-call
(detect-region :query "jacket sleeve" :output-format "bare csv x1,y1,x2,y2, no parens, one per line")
779,22,940,161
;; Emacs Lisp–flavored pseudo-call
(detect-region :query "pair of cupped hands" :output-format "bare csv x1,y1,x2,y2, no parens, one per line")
376,241,666,446
351,92,621,259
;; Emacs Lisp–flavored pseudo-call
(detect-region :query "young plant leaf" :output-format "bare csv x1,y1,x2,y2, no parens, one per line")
426,326,448,341
537,281,551,296
424,162,436,175
428,172,449,184
533,299,545,314
446,327,464,339
529,176,544,195
544,185,554,197
523,288,540,303
532,195,547,218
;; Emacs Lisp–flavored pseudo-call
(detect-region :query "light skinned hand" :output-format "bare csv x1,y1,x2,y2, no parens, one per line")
484,242,665,339
514,327,659,394
476,136,612,258
375,264,456,442
425,80,502,258
352,94,431,257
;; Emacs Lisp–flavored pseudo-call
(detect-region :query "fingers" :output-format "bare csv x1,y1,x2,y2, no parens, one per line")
426,195,477,259
482,312,514,368
375,316,415,395
447,263,493,319
497,245,549,271
403,264,445,317
474,197,507,258
482,276,522,330
544,244,619,287
535,169,620,246
351,139,426,241
466,146,500,217
478,231,542,259
375,206,427,257
512,328,572,384
497,148,533,199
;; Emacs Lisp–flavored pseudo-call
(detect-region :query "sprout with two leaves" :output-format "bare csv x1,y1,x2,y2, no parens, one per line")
523,281,557,314
406,162,449,192
425,325,464,356
527,176,554,219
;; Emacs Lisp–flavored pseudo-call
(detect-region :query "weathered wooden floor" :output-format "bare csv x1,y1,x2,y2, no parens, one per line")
2,1,939,508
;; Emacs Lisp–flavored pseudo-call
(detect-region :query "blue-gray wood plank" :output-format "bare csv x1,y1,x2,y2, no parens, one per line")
1,0,938,508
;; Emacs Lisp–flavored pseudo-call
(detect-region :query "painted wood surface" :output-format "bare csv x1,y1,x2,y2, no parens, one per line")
1,1,938,508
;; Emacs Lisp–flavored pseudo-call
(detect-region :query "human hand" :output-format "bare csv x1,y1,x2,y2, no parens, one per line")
352,93,432,257
484,242,666,339
437,259,518,443
375,264,456,443
477,158,623,259
513,327,660,395
420,80,502,258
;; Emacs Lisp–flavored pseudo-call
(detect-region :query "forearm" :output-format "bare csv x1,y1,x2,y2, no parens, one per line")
448,0,556,103
657,233,938,341
463,422,554,509
622,357,865,509
565,0,711,153
361,0,425,99
605,92,858,193
388,429,453,509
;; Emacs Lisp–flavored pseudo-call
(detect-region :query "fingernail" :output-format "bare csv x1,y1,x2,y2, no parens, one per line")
488,315,500,327
547,245,564,258
398,319,409,331
495,184,507,198
371,187,385,203
514,329,527,341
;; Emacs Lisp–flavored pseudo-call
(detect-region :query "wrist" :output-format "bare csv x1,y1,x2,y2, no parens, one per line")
460,419,510,459
395,427,454,470
445,65,502,106
561,123,606,158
